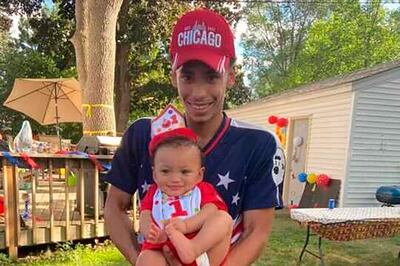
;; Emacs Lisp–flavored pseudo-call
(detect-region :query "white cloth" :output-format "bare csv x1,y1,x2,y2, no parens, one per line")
151,187,210,266
195,253,210,266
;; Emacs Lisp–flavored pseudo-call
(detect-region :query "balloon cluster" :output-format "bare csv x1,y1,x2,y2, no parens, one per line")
268,115,288,146
297,172,331,191
297,172,307,183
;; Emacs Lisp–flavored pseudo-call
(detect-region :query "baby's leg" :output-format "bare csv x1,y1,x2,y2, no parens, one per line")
136,249,168,266
197,211,232,265
204,224,231,266
165,210,232,265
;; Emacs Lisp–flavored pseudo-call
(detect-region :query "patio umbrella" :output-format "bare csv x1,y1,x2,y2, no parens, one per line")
3,78,82,148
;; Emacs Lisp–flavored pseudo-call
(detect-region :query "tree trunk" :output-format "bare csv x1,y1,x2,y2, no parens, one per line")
70,0,89,105
72,0,123,137
114,0,132,135
115,43,132,135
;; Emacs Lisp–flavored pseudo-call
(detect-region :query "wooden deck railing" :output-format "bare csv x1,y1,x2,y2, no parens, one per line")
0,153,139,260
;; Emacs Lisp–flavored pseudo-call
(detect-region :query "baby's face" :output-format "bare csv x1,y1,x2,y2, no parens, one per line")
153,145,203,197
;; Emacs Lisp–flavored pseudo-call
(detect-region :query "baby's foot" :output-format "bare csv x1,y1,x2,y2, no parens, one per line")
165,224,198,264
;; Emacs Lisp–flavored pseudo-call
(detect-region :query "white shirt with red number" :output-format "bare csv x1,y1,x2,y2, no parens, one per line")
141,181,227,229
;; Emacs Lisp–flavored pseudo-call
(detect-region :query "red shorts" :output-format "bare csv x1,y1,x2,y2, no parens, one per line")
141,232,228,266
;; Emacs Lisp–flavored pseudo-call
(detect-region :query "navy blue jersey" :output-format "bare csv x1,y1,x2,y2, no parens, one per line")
105,114,283,238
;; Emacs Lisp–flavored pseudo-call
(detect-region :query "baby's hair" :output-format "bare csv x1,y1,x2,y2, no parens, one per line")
150,135,204,166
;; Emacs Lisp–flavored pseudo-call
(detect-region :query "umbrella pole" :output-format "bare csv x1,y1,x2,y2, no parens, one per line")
54,85,62,150
56,120,61,151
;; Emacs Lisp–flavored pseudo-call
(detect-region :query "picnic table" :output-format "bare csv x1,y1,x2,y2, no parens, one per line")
290,207,400,265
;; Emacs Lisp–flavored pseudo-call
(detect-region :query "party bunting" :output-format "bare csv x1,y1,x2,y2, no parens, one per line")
20,153,40,169
87,154,105,171
55,150,110,172
1,152,22,166
2,150,110,173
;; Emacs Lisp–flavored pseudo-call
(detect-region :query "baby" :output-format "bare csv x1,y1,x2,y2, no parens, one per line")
136,128,233,266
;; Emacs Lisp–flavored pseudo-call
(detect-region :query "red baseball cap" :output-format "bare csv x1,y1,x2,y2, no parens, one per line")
170,8,236,73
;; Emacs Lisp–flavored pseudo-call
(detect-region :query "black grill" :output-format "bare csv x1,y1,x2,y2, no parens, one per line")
376,186,400,206
76,136,121,155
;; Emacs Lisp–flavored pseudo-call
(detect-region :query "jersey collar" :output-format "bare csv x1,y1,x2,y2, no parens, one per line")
202,113,231,156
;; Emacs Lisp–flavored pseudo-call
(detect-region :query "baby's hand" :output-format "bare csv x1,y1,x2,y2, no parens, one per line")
146,223,167,244
164,217,187,234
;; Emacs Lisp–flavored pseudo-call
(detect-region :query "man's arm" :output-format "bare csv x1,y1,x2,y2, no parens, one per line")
225,208,275,266
104,185,138,265
139,210,153,237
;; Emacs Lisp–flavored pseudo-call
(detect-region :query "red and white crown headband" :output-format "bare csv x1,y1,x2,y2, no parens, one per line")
149,104,197,156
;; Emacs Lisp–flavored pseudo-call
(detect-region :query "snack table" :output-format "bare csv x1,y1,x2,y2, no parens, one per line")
290,207,400,265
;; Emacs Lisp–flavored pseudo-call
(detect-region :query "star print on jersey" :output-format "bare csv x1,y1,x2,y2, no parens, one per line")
104,115,283,219
232,193,240,205
141,181,150,194
217,171,234,190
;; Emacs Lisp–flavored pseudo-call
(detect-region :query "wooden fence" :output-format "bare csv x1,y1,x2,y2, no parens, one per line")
0,153,138,260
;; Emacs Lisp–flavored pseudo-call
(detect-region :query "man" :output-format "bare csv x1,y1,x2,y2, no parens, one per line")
104,8,282,265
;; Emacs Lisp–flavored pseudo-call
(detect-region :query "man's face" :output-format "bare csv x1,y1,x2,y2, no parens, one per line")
172,61,235,124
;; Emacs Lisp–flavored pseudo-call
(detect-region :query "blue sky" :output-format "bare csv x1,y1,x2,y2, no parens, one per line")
234,19,247,65
44,0,53,7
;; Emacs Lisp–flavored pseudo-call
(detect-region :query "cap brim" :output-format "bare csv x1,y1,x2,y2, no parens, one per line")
173,49,230,73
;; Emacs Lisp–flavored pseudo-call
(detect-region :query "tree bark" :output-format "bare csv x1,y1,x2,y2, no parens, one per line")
70,0,89,100
114,0,132,135
72,0,123,136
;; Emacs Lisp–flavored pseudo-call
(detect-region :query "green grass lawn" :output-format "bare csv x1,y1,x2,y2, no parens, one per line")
4,210,399,265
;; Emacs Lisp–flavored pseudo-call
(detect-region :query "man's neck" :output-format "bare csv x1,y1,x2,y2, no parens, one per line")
186,113,224,148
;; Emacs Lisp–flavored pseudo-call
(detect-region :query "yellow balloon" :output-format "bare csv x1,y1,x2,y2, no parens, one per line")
307,173,317,184
281,135,286,146
60,168,66,176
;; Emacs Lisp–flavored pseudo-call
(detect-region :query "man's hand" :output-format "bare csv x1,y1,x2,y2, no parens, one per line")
104,186,139,265
225,208,275,266
164,217,187,234
146,223,168,244
163,245,182,266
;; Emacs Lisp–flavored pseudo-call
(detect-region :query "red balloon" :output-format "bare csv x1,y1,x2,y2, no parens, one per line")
316,174,330,187
268,115,278,124
277,117,288,128
0,196,4,215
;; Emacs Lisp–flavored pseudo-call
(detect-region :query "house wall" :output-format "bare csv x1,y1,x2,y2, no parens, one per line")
226,84,354,205
343,68,400,207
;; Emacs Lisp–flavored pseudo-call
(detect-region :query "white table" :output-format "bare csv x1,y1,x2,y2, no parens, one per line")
290,207,400,265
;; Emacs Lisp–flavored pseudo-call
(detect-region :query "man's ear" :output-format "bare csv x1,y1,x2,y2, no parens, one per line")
171,70,177,88
227,68,236,89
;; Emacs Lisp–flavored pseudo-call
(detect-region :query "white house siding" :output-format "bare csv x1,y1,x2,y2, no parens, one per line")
226,84,353,184
343,69,400,207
